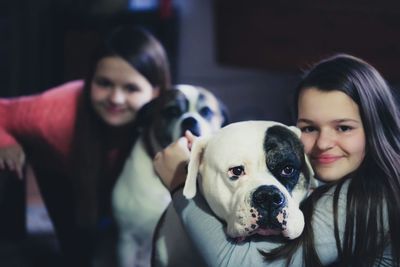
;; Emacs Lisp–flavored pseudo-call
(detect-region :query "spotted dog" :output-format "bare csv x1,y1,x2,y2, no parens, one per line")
112,85,228,267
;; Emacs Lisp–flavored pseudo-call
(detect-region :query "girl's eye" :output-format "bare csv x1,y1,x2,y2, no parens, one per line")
228,166,245,180
337,125,353,132
94,77,112,88
125,84,140,93
281,166,295,177
300,126,316,133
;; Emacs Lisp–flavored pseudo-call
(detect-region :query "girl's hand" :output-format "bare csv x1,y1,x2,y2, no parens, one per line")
0,144,26,179
154,131,196,192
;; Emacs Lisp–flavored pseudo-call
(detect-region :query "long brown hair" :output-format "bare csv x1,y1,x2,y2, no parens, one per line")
263,54,400,266
69,25,171,230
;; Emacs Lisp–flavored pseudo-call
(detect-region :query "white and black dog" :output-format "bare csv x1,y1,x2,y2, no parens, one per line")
153,120,318,267
112,85,228,267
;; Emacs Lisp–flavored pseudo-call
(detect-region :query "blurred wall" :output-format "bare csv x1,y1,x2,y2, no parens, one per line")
174,0,299,124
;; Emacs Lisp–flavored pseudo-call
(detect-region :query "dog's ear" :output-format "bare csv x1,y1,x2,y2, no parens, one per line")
288,126,301,138
135,97,159,129
183,136,210,199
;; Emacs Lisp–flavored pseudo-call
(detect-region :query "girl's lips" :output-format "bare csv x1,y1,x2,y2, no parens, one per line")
105,105,126,114
312,155,342,164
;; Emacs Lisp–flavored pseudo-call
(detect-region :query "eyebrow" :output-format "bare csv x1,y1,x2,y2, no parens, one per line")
297,118,312,124
297,118,362,124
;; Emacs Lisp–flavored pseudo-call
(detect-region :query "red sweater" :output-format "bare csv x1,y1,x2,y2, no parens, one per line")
0,80,82,169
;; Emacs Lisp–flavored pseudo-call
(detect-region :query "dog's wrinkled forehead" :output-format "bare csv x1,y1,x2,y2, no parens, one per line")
175,84,221,113
264,125,304,169
158,85,220,115
176,84,199,103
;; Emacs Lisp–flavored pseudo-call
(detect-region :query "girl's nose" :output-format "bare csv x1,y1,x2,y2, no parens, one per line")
109,88,125,104
316,130,336,150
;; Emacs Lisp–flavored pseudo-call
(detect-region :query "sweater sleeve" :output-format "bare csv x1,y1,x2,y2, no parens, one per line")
0,96,40,147
0,101,20,147
172,180,390,267
0,80,83,151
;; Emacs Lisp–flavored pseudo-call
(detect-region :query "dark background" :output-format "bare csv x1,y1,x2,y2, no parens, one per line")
2,0,399,123
1,0,400,265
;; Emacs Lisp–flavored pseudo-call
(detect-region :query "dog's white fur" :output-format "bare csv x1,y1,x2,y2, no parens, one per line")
112,85,226,267
153,121,317,267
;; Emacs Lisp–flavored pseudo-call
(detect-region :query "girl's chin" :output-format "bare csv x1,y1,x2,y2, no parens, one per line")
102,116,133,127
314,171,342,182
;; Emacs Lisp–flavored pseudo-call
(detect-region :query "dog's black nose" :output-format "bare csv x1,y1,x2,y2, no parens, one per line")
252,185,286,211
181,117,201,136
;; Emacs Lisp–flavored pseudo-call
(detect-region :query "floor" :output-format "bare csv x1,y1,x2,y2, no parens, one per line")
25,168,55,234
0,169,62,267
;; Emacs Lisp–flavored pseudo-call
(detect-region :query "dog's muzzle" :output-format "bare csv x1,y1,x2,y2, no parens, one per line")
251,185,287,230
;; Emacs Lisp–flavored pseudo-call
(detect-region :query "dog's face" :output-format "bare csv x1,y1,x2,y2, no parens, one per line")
149,85,228,148
184,121,317,240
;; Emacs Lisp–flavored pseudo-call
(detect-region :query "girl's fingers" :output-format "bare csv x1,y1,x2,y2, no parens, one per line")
5,159,15,171
184,130,198,150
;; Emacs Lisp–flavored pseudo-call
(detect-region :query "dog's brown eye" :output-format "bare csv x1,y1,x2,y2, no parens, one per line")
281,166,294,177
228,166,245,180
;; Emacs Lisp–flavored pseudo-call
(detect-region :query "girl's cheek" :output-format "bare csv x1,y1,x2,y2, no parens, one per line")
300,135,314,154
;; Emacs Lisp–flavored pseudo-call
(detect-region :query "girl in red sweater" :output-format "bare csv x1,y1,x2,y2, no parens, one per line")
0,25,171,265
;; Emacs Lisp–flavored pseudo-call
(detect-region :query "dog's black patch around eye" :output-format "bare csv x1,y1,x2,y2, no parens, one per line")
197,93,214,121
263,125,304,192
199,106,214,120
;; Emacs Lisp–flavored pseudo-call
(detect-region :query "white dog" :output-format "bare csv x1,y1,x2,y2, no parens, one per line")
153,120,318,267
112,85,228,267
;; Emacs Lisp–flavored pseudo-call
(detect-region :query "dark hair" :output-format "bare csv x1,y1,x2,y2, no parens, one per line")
84,25,171,94
263,54,400,266
69,25,171,231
